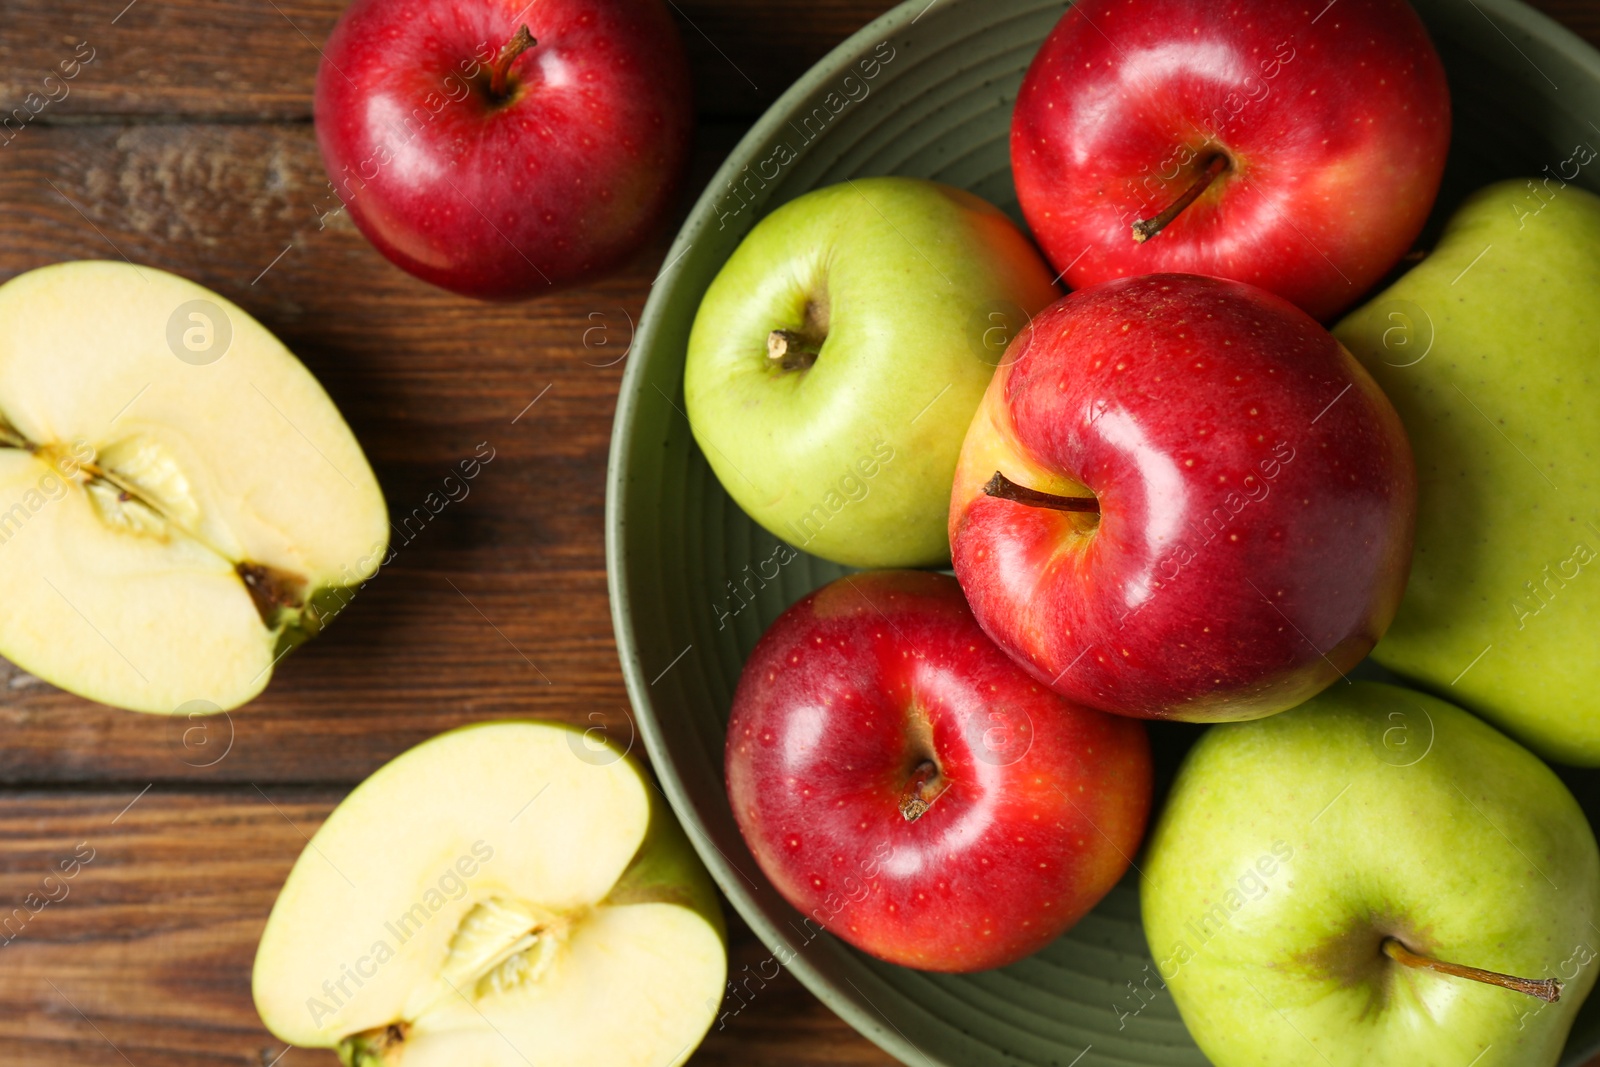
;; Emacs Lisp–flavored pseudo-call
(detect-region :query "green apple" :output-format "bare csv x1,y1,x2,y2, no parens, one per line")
252,720,726,1067
684,177,1058,568
1335,180,1600,764
0,260,387,713
1143,681,1600,1067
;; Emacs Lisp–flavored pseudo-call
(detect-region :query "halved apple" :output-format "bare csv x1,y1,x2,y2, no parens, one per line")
0,260,387,713
252,721,727,1067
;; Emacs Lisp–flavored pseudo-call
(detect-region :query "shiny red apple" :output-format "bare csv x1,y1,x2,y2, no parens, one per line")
315,0,693,300
1010,0,1450,321
725,570,1151,973
949,274,1415,722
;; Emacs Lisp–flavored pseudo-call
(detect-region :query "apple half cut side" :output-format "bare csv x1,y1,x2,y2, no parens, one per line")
252,721,727,1067
0,261,388,713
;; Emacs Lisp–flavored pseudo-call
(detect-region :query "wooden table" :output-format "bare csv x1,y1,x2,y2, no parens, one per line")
0,1,1596,1064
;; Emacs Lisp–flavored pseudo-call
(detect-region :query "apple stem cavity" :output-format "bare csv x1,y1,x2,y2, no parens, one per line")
767,329,820,372
899,759,947,822
983,471,1099,514
488,25,537,101
1132,153,1229,244
237,561,311,631
1382,938,1563,1003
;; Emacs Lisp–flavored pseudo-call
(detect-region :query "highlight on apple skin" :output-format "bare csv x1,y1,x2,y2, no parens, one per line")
949,273,1416,723
724,569,1152,972
315,0,694,300
1010,0,1451,322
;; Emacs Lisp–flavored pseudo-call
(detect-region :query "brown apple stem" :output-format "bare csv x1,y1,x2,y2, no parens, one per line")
489,25,537,99
983,471,1099,514
1382,938,1562,1003
767,329,820,372
1132,153,1229,244
899,760,947,823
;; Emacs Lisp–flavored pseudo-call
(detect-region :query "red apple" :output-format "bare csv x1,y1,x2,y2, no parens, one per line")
725,570,1151,973
949,274,1414,722
315,0,693,300
1010,0,1450,321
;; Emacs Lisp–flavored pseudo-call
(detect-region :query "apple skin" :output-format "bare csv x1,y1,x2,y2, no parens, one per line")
1142,682,1600,1067
1335,181,1600,765
1010,0,1450,322
949,274,1415,722
315,0,692,300
725,570,1151,972
685,178,1060,568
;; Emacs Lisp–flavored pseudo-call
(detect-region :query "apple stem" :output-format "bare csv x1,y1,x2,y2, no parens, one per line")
767,329,819,372
1382,938,1562,1003
983,471,1099,514
489,25,537,100
1132,153,1229,244
899,760,946,822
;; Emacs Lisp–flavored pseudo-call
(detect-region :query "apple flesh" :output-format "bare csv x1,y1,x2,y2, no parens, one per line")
1011,0,1450,321
253,721,726,1067
725,570,1151,972
950,273,1415,722
685,177,1059,568
315,0,693,299
1142,682,1599,1067
0,261,387,714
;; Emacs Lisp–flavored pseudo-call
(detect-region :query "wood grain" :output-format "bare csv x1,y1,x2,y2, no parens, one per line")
0,792,895,1066
2,0,1599,1064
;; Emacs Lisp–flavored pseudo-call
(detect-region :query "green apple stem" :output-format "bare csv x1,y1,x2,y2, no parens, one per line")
1382,938,1562,1002
899,759,947,822
767,329,820,372
1132,153,1229,244
488,25,537,100
983,471,1099,513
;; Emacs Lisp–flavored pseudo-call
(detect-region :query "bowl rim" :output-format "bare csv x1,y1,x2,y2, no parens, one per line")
605,0,947,1059
605,0,1600,1062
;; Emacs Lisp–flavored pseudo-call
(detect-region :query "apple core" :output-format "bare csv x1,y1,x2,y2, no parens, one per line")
337,897,577,1066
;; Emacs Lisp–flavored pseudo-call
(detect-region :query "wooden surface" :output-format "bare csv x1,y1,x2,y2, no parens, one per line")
0,0,1597,1065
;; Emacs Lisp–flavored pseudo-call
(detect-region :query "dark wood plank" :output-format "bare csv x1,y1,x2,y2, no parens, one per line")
0,791,895,1066
0,0,900,122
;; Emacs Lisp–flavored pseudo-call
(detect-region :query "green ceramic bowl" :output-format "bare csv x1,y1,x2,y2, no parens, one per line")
607,0,1600,1062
